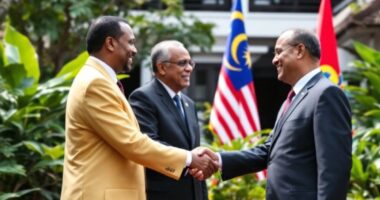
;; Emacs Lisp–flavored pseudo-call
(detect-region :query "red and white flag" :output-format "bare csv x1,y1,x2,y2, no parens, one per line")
209,0,264,180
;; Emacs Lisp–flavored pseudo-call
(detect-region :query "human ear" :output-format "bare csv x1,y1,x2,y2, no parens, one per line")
104,37,116,52
296,43,306,59
157,63,166,76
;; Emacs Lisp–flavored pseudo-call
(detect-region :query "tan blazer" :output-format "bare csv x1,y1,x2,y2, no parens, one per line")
61,58,187,200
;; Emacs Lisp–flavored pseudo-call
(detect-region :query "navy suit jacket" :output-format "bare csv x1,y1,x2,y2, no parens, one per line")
129,78,208,200
220,73,352,200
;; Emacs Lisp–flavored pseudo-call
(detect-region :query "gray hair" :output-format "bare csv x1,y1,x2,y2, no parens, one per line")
151,40,185,72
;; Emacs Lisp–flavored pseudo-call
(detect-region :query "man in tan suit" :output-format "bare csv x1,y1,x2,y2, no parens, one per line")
61,16,218,200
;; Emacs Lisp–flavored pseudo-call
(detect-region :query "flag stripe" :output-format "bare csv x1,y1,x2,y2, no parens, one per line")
209,0,266,180
248,84,261,130
215,109,235,142
218,88,246,137
221,70,240,106
242,84,261,130
209,115,229,143
238,88,256,134
214,95,241,139
220,70,257,139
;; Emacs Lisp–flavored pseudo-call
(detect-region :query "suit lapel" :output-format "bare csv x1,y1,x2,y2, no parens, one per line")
153,79,192,144
269,73,323,153
182,97,197,148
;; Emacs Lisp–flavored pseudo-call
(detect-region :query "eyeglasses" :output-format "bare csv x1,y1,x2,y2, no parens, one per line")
162,59,196,68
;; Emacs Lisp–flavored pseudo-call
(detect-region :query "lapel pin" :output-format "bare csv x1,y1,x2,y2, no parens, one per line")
185,102,189,107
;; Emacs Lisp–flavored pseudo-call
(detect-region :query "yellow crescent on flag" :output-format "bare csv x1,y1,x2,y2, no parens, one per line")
321,64,339,84
231,33,248,64
223,57,241,72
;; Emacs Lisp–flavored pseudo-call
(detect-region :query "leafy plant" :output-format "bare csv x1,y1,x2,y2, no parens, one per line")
0,22,87,200
128,8,214,67
2,0,214,78
349,128,380,200
197,102,269,200
344,41,380,199
344,41,380,128
206,132,270,200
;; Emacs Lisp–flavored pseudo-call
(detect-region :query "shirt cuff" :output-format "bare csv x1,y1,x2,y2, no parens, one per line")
217,152,222,169
186,151,192,167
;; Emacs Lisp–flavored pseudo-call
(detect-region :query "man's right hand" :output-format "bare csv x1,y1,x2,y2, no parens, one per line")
189,147,219,180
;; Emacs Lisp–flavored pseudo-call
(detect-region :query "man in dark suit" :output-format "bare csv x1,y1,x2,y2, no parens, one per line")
129,40,208,200
193,28,352,200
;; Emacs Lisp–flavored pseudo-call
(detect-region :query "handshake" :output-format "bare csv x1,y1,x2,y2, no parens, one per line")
189,147,220,181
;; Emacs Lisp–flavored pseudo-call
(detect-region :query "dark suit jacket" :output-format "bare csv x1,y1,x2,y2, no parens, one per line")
129,78,208,200
220,73,352,200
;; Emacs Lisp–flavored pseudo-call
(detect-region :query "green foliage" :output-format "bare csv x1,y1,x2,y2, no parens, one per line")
128,3,215,67
2,0,215,78
206,132,270,200
345,41,380,128
3,20,40,84
349,128,380,199
344,41,380,199
197,102,269,200
0,24,80,200
0,2,215,198
0,188,40,200
3,0,126,72
55,51,89,81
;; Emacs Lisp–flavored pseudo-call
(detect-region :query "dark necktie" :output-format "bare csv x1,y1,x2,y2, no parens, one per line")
282,90,295,115
117,80,124,94
173,95,191,145
173,94,185,120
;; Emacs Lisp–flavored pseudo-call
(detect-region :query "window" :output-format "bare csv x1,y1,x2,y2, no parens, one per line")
249,0,346,13
184,0,231,11
136,0,345,13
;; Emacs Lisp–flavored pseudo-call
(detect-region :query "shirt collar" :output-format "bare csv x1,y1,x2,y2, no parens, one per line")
90,56,118,83
293,67,321,95
157,79,182,99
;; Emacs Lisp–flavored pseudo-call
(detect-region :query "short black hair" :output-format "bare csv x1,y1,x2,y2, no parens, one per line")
86,16,128,54
288,28,321,60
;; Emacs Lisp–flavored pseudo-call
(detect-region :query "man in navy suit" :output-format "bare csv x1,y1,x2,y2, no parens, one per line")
193,28,352,200
129,40,208,200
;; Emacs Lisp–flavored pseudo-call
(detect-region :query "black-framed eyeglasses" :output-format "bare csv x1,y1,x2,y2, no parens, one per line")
162,59,196,68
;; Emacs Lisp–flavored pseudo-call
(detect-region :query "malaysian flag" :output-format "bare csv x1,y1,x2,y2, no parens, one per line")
209,0,261,145
317,0,341,85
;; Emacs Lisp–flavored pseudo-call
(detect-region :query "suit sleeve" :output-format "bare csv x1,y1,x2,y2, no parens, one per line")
314,86,352,200
81,78,187,180
129,90,170,146
220,134,272,180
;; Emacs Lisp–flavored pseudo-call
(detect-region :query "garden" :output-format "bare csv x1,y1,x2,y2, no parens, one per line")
0,0,379,199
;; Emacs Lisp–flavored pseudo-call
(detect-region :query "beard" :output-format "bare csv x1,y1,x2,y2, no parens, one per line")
118,57,133,74
122,63,132,73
